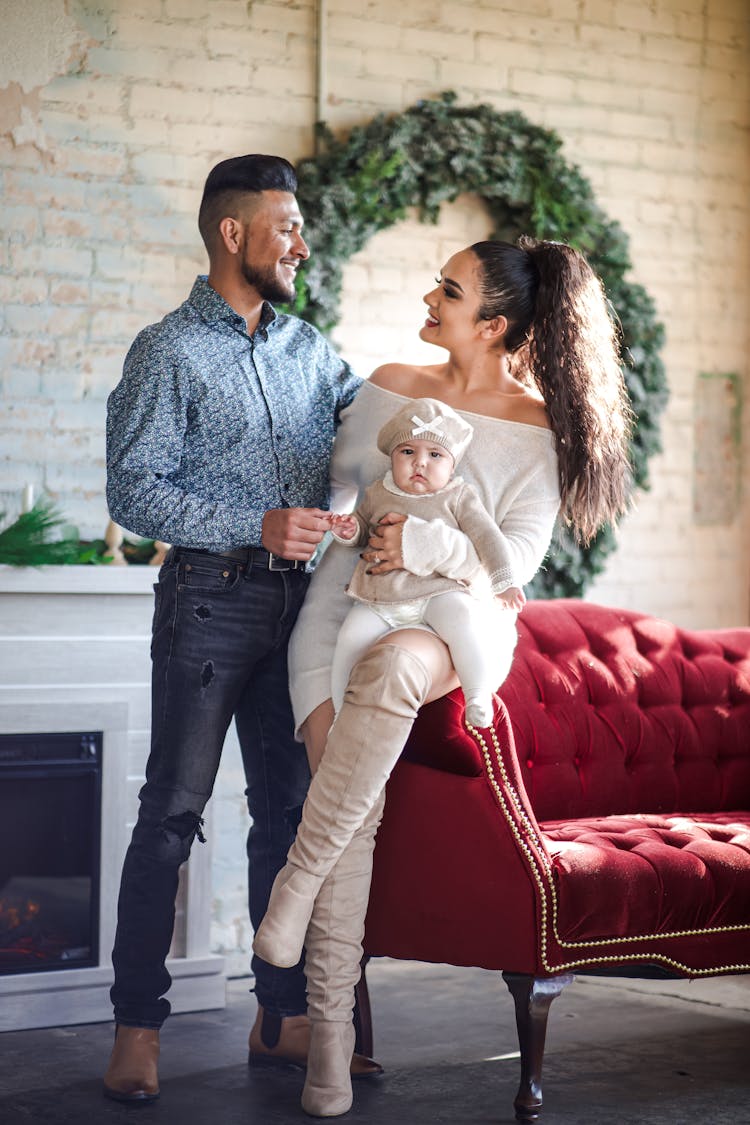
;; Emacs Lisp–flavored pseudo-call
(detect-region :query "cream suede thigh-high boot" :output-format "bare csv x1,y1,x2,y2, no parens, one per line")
301,796,385,1118
253,645,430,970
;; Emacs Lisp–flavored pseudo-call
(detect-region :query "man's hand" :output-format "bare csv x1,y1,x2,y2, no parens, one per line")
330,513,358,540
261,508,332,561
363,511,406,575
495,586,526,611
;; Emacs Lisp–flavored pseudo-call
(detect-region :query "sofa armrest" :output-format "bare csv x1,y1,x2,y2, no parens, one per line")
403,687,554,891
366,691,555,974
405,689,550,861
402,688,490,777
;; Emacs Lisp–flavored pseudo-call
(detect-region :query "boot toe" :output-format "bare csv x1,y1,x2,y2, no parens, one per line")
351,1052,384,1079
301,1088,353,1117
103,1082,160,1103
253,868,323,968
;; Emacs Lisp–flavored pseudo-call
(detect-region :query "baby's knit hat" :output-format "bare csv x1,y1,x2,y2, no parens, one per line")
377,397,474,466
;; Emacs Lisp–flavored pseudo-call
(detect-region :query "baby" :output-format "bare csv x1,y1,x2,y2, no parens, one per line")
329,396,525,728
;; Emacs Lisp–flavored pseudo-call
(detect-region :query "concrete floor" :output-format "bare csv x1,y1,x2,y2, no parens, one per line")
1,960,749,1125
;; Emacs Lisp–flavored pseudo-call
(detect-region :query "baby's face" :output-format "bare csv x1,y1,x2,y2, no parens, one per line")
390,439,455,495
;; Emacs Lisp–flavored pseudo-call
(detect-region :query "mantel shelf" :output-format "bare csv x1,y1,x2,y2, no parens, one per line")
0,565,157,595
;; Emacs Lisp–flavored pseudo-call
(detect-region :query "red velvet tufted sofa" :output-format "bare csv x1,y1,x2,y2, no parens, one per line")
356,599,750,1121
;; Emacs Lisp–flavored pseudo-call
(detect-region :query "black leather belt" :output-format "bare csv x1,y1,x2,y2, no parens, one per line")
179,546,307,572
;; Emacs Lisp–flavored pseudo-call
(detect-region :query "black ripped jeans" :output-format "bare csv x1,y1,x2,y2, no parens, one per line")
110,548,311,1028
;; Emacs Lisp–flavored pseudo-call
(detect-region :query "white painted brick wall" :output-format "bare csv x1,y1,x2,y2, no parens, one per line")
0,0,747,626
1,0,748,971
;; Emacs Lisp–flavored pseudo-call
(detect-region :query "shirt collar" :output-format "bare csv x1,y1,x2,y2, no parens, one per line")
188,275,278,336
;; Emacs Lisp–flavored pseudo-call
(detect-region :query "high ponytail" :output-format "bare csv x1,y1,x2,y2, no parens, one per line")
471,237,633,545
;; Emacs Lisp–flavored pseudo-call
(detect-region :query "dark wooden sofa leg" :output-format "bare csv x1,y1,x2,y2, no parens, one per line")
353,954,374,1058
502,971,575,1122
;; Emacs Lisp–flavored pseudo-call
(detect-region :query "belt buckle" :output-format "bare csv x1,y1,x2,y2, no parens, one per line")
267,552,290,572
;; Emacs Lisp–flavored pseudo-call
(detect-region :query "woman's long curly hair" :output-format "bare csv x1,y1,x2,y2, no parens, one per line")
471,237,634,545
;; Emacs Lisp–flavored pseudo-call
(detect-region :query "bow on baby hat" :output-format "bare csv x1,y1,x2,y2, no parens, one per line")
410,412,445,437
376,397,474,465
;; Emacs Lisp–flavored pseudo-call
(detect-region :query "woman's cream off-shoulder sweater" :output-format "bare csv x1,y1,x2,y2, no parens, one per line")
288,380,560,736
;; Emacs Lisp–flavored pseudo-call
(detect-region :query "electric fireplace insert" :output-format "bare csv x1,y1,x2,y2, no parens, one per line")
0,732,102,975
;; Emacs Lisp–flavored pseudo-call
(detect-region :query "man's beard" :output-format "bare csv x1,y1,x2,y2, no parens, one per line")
241,259,296,305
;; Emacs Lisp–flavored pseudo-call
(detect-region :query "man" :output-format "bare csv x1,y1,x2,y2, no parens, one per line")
103,154,380,1102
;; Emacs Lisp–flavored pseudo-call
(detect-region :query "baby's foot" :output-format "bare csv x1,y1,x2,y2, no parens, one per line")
464,695,494,728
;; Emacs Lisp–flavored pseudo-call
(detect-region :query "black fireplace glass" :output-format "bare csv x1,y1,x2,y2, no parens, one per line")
0,732,102,975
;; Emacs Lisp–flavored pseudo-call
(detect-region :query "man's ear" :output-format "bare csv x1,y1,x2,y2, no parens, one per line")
479,314,508,342
218,216,242,256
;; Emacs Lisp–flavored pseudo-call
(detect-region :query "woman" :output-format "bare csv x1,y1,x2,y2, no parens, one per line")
254,237,632,1116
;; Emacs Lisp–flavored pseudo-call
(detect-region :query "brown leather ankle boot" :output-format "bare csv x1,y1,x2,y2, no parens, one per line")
103,1025,160,1103
248,1006,382,1078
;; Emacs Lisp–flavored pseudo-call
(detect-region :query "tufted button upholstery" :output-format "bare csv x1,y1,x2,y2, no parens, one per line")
544,811,750,940
497,602,750,823
366,600,750,980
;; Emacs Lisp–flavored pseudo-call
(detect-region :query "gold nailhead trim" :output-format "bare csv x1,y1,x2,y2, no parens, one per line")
464,719,750,977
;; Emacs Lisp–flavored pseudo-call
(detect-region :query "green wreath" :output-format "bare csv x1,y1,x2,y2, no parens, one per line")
290,92,667,598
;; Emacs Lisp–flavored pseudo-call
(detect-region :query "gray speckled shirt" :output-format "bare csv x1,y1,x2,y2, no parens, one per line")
106,276,362,551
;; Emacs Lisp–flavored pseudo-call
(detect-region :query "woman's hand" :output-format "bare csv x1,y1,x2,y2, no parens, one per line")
363,512,406,574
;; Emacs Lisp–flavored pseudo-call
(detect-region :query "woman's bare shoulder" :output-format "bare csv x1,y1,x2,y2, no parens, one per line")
506,392,551,430
368,364,411,390
368,366,551,429
369,363,447,397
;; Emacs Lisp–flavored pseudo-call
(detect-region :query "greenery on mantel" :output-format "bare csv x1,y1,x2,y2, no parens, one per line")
0,501,82,566
0,500,156,566
289,91,668,598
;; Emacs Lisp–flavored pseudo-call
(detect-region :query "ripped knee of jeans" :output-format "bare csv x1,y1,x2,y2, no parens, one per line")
146,810,207,864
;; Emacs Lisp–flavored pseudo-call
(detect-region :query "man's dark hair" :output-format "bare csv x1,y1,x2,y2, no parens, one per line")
198,154,298,252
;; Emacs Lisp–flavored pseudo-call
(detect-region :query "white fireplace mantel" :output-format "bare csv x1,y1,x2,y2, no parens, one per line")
0,565,225,1031
0,563,159,594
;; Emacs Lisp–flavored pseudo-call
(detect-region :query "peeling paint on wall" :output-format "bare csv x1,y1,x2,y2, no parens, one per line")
4,88,50,151
693,373,743,526
1,0,93,151
2,0,89,93
0,83,41,143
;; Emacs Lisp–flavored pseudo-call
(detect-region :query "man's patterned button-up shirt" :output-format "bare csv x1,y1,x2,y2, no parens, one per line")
106,276,362,551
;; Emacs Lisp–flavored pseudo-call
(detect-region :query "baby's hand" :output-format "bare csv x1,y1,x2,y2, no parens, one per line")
495,586,526,611
330,513,358,540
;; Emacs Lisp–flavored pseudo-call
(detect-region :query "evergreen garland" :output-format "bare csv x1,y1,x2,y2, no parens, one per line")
289,92,668,598
0,500,155,566
0,500,81,566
